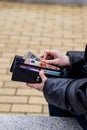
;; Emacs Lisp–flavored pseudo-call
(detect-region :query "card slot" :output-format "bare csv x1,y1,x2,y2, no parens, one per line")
18,64,62,77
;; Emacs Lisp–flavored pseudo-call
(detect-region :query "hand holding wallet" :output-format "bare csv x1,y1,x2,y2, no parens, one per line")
10,52,64,83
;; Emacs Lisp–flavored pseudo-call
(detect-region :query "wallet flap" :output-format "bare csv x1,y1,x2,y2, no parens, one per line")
10,55,24,72
12,66,42,83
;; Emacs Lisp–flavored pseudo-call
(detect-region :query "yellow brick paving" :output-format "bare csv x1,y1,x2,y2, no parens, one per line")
0,1,87,115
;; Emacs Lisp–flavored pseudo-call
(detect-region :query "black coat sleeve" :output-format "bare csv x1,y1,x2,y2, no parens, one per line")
43,78,87,115
66,45,87,78
66,51,84,78
43,45,87,115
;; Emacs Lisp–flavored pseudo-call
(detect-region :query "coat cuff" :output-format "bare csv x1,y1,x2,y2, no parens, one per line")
66,51,84,78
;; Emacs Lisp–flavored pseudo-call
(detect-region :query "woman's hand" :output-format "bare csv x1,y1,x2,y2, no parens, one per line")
41,50,70,67
26,70,47,91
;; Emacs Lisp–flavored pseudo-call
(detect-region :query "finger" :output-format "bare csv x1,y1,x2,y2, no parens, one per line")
39,52,48,60
44,50,53,60
39,70,47,82
27,83,43,91
39,54,44,58
44,50,55,60
43,50,48,59
42,59,59,65
27,83,38,87
27,83,41,88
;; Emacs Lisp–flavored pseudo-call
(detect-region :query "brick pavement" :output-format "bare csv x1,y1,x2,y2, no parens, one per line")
0,1,87,115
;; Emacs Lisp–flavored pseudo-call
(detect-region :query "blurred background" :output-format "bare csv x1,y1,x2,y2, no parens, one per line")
0,0,87,115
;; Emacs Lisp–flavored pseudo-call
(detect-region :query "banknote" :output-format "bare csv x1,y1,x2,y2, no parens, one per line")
23,51,41,61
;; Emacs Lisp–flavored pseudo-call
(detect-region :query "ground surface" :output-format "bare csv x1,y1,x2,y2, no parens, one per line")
0,1,87,115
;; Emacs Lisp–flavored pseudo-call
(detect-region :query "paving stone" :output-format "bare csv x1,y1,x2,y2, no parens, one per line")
0,104,11,112
17,88,43,96
11,104,42,113
29,96,47,105
0,96,28,103
0,88,16,95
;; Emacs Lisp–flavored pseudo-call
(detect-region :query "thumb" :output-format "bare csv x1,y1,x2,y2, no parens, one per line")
39,69,47,82
43,59,58,65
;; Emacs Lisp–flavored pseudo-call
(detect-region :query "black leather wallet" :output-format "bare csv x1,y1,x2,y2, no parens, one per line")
10,55,64,83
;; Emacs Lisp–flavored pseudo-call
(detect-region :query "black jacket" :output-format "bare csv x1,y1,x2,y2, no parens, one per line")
43,45,87,115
